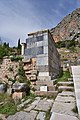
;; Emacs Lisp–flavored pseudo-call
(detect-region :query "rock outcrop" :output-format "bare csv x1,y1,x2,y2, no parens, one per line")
50,8,80,42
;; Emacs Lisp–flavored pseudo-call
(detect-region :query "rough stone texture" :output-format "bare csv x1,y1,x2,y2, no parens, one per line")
31,99,40,105
50,112,79,120
58,82,74,86
35,91,58,97
58,86,74,91
51,102,76,116
50,8,80,42
68,78,73,81
36,112,46,120
7,111,38,120
17,99,31,111
0,58,19,83
71,66,80,118
34,99,53,111
55,96,75,103
58,91,75,97
24,104,36,112
12,92,26,100
0,114,7,120
24,97,41,112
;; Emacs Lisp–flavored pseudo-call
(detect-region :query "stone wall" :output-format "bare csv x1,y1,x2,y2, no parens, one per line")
0,58,19,83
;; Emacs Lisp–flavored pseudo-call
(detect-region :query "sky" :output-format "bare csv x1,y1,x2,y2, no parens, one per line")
0,0,80,46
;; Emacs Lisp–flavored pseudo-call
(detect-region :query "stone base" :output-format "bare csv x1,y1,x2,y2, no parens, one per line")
35,91,58,97
50,112,79,120
12,92,26,100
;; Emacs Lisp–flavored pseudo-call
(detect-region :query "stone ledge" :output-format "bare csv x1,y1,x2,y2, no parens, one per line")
50,112,79,120
35,91,58,97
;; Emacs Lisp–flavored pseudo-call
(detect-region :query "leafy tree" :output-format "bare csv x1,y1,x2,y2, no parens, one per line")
0,45,9,58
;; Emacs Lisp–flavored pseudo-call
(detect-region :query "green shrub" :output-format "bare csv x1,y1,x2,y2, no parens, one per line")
0,100,17,115
10,56,23,62
0,94,17,115
57,71,71,82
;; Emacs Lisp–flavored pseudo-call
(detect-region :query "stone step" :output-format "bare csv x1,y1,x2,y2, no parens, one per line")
17,99,31,111
55,95,75,103
68,78,73,81
35,91,58,97
58,91,75,97
48,85,57,91
58,86,74,92
51,102,76,116
50,112,79,120
58,82,74,86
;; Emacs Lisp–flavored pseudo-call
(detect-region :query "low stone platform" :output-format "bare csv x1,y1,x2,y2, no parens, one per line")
58,86,74,91
7,98,53,120
71,66,80,118
58,81,74,86
35,91,58,97
34,99,53,112
7,111,38,120
50,112,79,120
51,102,76,116
58,91,75,97
55,95,75,103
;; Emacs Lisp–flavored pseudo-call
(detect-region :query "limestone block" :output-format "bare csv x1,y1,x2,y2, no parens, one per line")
12,92,26,100
36,112,46,120
50,112,79,120
40,86,48,92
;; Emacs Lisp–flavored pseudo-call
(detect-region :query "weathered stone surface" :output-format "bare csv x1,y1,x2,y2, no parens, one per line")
50,112,79,120
7,111,38,120
55,96,75,103
51,102,76,116
58,91,75,97
50,8,80,43
24,104,36,112
0,114,7,120
34,99,53,111
0,58,19,83
31,99,40,105
35,91,58,97
58,86,74,91
17,99,31,110
35,97,41,100
71,66,80,118
68,78,73,81
36,112,46,120
12,92,26,100
58,82,74,86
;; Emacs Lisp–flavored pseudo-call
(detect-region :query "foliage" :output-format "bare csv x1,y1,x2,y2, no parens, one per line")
0,94,17,115
8,78,16,84
18,62,31,86
17,38,21,55
24,92,36,101
0,44,9,59
0,93,9,102
10,56,23,62
57,70,71,82
18,38,21,49
56,40,77,49
45,108,51,120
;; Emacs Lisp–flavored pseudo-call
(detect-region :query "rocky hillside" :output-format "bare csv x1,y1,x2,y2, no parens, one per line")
50,8,80,42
